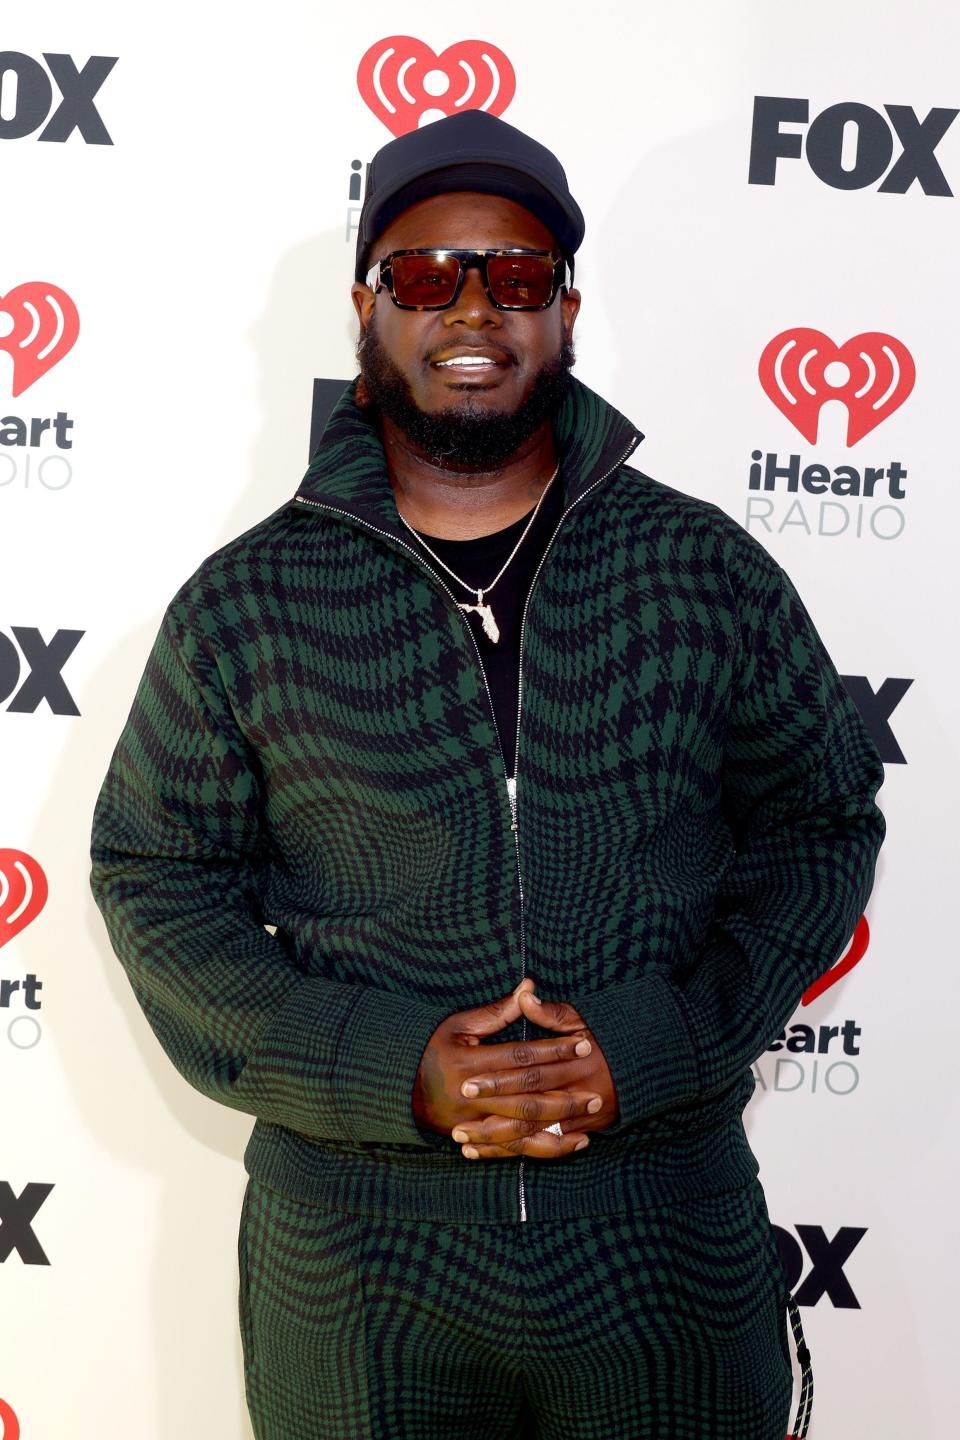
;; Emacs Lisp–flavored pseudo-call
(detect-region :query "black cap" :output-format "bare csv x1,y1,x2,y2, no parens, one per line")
354,110,585,283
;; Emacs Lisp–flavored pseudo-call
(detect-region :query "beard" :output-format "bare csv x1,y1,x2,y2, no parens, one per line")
355,311,576,470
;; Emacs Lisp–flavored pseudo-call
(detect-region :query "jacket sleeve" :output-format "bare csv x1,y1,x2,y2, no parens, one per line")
574,522,886,1134
89,600,450,1149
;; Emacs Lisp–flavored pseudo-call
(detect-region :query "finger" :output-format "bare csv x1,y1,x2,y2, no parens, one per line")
452,978,536,1042
459,1056,595,1099
458,1035,592,1093
465,1088,605,1126
453,1113,603,1146
460,1129,590,1160
517,990,587,1033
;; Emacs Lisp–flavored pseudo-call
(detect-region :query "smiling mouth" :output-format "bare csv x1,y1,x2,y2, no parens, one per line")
430,343,512,364
429,356,512,382
433,356,504,367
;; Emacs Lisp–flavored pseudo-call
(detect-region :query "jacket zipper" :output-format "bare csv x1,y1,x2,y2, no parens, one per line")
509,434,640,1223
294,430,640,1224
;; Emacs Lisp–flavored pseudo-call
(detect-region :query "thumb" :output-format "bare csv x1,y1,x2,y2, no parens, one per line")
454,977,536,1044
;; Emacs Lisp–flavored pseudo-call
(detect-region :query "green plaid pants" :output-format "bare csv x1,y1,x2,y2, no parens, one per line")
238,1174,797,1439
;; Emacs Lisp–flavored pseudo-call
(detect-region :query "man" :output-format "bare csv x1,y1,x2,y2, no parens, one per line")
90,110,885,1439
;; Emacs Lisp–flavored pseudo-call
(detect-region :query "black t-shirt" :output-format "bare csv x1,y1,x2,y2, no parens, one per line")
408,476,565,779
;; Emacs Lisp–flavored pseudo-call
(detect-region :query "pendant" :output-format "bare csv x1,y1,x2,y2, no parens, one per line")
458,600,500,644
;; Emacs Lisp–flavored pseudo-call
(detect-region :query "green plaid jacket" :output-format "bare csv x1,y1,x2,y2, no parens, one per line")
89,374,886,1223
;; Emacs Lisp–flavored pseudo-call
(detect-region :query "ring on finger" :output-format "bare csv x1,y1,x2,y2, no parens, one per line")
544,1121,564,1136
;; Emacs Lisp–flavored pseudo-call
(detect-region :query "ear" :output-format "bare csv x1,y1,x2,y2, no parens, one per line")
351,282,376,328
560,286,581,340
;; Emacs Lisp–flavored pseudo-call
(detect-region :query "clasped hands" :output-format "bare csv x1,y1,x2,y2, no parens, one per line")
412,976,619,1161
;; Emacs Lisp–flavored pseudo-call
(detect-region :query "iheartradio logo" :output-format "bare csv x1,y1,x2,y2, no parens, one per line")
0,283,80,397
0,1398,19,1440
759,328,915,446
357,36,516,137
0,850,48,950
802,915,869,1006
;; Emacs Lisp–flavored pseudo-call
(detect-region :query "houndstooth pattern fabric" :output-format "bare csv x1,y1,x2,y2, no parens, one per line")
89,373,886,1224
238,1172,796,1439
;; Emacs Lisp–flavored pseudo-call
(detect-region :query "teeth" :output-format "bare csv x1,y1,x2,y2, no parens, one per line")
436,356,500,367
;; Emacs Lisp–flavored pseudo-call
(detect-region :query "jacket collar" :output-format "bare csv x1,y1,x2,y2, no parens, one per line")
294,373,644,542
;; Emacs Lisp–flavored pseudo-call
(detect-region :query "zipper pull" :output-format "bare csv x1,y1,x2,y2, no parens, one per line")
506,774,518,831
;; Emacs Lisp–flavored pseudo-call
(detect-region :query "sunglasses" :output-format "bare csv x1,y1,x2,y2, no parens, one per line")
364,247,574,312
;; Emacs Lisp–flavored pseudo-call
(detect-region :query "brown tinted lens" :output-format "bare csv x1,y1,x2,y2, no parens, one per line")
390,253,461,305
487,253,556,307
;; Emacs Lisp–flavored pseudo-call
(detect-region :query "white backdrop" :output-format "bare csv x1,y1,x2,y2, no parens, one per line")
2,3,957,1435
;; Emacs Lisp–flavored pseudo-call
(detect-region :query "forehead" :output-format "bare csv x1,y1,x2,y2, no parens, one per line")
373,190,556,254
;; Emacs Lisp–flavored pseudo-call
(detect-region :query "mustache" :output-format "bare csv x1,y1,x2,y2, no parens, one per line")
356,334,521,370
357,323,571,372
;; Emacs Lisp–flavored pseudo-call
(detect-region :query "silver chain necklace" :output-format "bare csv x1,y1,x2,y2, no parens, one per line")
395,463,560,644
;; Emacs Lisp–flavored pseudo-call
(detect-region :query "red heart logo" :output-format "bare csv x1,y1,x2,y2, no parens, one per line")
0,282,80,397
0,1397,20,1440
801,914,869,1006
758,328,915,447
0,849,48,950
357,36,516,137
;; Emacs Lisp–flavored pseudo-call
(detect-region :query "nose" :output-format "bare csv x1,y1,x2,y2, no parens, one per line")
444,262,502,327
